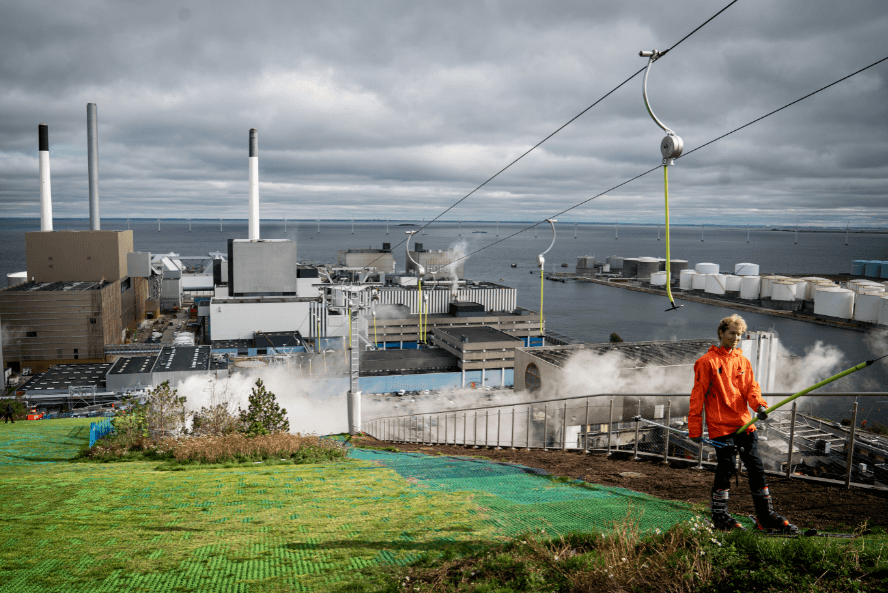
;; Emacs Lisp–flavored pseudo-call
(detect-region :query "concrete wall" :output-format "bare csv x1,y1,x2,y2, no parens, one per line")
229,240,298,295
26,230,133,283
336,250,395,271
358,369,514,394
209,298,314,340
370,311,540,343
127,252,151,278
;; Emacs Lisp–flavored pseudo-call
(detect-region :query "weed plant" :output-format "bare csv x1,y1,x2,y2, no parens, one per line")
345,515,888,592
78,431,347,467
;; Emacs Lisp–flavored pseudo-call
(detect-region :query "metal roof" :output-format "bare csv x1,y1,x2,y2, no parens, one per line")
1,280,109,293
154,346,212,373
18,363,112,392
107,356,158,376
527,339,715,369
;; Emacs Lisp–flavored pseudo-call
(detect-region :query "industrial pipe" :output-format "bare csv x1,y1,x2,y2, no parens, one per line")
87,103,100,230
248,128,259,241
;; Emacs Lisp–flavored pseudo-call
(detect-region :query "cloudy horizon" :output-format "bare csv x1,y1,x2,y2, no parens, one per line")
1,0,886,227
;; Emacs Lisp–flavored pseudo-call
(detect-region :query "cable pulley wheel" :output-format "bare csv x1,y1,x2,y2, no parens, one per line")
661,134,683,161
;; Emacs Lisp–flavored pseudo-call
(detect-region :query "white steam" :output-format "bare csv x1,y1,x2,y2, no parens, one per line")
174,368,349,435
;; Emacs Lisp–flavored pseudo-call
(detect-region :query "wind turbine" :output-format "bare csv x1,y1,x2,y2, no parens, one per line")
126,218,130,230
157,218,161,232
188,218,192,232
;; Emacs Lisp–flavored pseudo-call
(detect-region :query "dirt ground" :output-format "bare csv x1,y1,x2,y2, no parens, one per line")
351,435,888,532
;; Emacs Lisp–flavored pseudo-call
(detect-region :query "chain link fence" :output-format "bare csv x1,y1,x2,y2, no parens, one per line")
365,393,888,490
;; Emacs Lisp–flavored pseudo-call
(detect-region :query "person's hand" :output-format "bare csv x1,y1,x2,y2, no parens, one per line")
690,436,703,443
756,405,769,421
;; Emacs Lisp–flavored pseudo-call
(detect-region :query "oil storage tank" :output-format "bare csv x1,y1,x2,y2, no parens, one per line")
772,280,798,302
622,258,639,279
695,262,719,274
814,287,854,319
854,291,883,323
650,271,668,286
692,273,707,290
724,275,742,293
740,276,761,300
865,261,882,278
851,260,866,275
705,274,727,295
669,259,689,277
607,256,623,271
636,257,660,282
734,263,759,276
679,269,696,290
760,275,786,299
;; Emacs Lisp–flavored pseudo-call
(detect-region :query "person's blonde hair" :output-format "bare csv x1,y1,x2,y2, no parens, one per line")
717,314,747,336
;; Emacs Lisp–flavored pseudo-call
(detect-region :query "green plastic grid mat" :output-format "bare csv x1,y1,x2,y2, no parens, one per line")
349,448,696,536
0,417,93,466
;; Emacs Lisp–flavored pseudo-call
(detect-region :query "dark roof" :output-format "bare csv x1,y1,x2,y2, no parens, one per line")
108,356,158,376
154,346,211,372
211,339,253,350
360,348,459,375
433,326,522,344
18,363,112,392
254,331,303,349
1,280,110,293
527,339,714,369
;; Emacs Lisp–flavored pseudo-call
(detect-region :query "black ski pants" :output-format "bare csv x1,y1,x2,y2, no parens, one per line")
3,411,14,423
712,429,767,492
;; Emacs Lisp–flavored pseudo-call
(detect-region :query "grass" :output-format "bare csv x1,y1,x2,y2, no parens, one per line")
1,419,885,592
337,517,888,592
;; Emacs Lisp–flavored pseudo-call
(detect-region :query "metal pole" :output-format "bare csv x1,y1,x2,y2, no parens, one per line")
561,401,568,451
444,413,448,445
583,398,590,453
496,409,502,449
87,103,100,230
511,407,516,449
663,399,671,463
485,410,489,447
437,413,441,444
785,401,797,478
845,401,859,489
543,404,548,450
464,412,467,446
607,399,613,456
526,405,531,450
473,412,478,447
633,399,641,460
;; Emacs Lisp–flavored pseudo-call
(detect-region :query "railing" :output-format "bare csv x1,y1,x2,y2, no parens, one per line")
89,417,114,447
364,392,888,490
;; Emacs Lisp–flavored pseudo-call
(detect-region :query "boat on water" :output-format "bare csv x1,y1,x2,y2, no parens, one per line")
472,230,487,233
510,263,517,267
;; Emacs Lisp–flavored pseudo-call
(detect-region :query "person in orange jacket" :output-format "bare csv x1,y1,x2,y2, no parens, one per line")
689,314,796,532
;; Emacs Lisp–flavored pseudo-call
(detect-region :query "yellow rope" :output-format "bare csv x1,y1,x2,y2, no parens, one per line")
418,278,423,343
348,310,352,348
373,315,378,347
539,267,544,335
664,166,677,308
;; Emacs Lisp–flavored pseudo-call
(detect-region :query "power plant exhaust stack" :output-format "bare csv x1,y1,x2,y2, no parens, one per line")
87,103,100,230
38,124,52,231
248,128,259,241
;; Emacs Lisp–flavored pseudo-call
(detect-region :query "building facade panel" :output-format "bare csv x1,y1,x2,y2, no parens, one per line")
26,230,133,283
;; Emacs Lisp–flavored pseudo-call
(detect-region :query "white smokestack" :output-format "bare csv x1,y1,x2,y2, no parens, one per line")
248,128,259,241
38,124,52,231
87,103,100,230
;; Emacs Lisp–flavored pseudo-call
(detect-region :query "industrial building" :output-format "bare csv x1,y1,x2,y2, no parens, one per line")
337,244,395,271
405,243,464,280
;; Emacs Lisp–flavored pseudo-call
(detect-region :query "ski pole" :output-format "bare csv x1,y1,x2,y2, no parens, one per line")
631,415,728,448
735,354,888,434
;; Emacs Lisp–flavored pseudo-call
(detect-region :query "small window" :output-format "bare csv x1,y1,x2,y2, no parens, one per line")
525,362,542,393
87,256,92,260
26,331,37,337
48,256,53,260
89,318,97,324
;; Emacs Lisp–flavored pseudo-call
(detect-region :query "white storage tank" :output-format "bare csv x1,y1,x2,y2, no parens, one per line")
680,269,697,290
760,275,786,299
650,271,668,286
793,279,812,301
606,256,623,271
734,263,760,276
814,287,854,319
740,276,761,300
669,259,689,277
692,273,707,290
705,273,727,295
878,295,888,326
772,280,798,301
695,262,719,274
724,275,742,292
854,291,883,323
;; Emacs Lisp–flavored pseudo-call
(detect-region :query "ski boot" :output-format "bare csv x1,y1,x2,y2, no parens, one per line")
751,487,798,534
711,489,745,531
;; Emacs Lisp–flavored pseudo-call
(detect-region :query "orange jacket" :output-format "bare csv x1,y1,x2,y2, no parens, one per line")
689,345,767,439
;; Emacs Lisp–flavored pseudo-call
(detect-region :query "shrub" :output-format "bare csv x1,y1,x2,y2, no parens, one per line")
239,378,289,436
0,396,27,420
110,395,149,449
610,332,624,343
146,381,187,438
190,379,240,437
162,432,345,464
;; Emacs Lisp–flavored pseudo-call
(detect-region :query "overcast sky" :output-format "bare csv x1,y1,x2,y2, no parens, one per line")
1,0,886,226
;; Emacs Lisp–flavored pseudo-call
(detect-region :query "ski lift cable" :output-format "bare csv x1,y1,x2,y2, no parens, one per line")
358,1,741,273
445,54,888,268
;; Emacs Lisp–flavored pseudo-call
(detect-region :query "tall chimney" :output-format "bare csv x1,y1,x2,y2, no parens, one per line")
87,103,100,230
38,124,52,231
248,128,259,241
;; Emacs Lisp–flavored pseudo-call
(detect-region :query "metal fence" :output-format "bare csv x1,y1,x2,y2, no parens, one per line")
364,393,888,490
89,417,115,447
